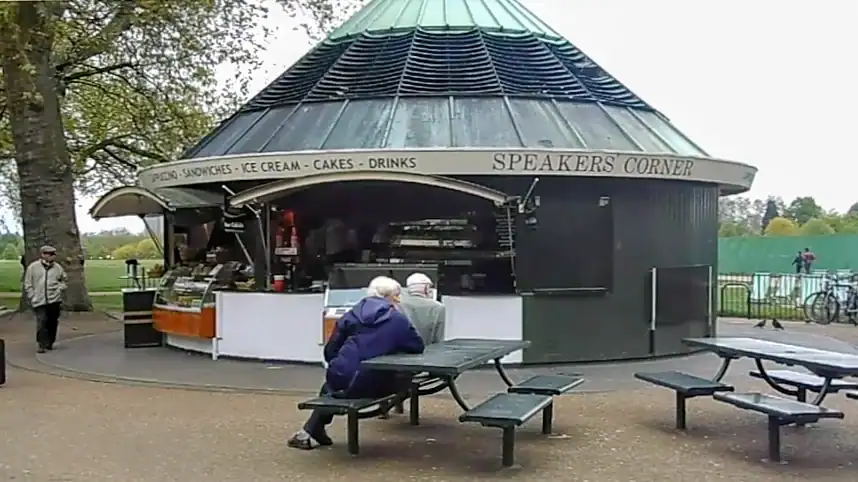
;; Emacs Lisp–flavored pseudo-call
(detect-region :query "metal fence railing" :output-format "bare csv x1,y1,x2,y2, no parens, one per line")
717,272,856,322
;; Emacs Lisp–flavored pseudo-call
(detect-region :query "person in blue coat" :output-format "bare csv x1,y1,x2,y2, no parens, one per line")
288,276,425,450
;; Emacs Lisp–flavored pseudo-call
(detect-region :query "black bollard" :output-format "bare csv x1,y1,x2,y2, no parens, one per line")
0,338,5,386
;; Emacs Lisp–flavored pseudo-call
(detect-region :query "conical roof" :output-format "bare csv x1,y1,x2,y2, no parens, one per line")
184,0,706,159
326,0,563,40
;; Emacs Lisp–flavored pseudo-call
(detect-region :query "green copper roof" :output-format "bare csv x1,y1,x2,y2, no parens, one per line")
327,0,563,40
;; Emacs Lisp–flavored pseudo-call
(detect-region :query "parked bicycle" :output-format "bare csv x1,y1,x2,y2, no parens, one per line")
803,274,858,325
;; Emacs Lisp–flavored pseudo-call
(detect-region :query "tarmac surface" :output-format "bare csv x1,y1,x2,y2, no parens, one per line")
4,313,858,481
21,318,858,396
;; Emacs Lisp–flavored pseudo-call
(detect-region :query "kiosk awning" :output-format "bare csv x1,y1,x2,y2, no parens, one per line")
90,186,223,219
228,171,514,208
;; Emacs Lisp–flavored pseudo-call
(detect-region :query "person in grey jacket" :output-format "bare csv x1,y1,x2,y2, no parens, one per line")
398,272,446,344
23,245,68,353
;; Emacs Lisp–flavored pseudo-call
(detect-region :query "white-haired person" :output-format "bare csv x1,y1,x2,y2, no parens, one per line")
398,272,446,345
288,276,425,450
376,272,447,419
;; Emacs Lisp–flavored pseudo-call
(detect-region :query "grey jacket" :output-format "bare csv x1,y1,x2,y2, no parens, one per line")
398,293,446,344
24,260,67,308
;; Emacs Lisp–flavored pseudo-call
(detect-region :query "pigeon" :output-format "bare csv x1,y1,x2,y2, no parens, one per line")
772,319,784,330
754,320,766,328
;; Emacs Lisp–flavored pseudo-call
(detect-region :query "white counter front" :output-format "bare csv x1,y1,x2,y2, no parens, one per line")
442,295,524,364
165,291,525,364
216,291,325,363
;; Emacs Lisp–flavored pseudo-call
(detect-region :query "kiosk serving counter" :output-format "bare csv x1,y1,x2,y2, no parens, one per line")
161,264,525,364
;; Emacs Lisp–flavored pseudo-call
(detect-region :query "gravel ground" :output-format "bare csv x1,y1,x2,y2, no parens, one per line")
4,314,858,481
3,366,858,480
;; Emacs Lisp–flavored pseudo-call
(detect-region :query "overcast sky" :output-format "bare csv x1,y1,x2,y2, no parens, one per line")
7,0,856,233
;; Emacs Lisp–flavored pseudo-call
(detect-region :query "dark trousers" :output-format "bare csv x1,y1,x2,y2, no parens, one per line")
35,302,61,348
303,376,408,435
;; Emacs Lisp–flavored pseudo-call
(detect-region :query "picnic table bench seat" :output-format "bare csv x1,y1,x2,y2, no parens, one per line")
507,374,585,396
459,393,553,468
713,392,844,462
634,371,734,429
298,392,404,455
844,390,858,400
748,369,858,401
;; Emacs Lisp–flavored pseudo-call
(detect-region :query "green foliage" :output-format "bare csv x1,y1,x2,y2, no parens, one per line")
721,195,858,237
718,222,754,237
0,0,277,217
760,198,780,232
800,217,835,236
763,217,799,236
783,196,824,225
0,229,157,261
0,243,19,260
277,0,363,41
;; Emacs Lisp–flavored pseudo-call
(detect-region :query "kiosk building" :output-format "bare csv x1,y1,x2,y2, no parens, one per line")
91,0,757,364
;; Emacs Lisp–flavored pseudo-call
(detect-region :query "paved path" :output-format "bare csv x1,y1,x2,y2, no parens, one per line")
4,315,858,480
8,317,858,397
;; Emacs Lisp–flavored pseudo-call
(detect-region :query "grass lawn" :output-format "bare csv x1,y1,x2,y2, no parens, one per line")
0,259,160,293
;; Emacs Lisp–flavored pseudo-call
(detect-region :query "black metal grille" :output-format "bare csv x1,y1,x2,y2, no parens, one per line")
399,30,501,95
307,31,414,100
242,39,353,109
238,28,651,112
545,42,647,109
481,32,594,100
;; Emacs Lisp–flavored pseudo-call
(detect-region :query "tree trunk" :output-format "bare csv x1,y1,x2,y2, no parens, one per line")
1,4,91,311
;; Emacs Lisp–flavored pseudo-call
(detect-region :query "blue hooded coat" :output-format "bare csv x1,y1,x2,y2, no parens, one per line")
323,296,425,396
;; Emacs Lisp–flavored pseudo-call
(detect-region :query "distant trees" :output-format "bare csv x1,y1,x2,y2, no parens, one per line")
0,228,159,261
761,198,780,232
720,195,858,237
111,238,159,260
763,217,799,236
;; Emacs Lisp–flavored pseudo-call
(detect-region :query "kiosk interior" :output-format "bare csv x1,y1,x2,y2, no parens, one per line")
207,179,524,363
93,179,526,364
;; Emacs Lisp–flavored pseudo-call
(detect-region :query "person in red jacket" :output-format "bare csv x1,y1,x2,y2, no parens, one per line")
287,276,425,450
801,247,816,274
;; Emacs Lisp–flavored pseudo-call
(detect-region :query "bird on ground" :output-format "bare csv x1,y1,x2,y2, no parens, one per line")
754,320,766,328
772,319,784,330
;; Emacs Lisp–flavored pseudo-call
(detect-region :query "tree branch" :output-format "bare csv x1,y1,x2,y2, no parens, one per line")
74,135,133,160
101,146,141,170
55,1,137,71
108,140,170,164
63,62,135,82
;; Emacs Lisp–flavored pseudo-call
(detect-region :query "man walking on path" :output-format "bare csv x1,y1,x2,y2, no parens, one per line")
23,245,68,353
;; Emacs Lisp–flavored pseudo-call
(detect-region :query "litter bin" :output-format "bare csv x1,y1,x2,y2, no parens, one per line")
1,338,6,386
122,289,162,348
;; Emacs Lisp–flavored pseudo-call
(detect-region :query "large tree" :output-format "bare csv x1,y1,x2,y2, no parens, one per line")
0,0,273,310
783,196,824,226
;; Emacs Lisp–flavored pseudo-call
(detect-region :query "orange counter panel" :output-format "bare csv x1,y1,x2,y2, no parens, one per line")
322,317,336,343
153,306,216,339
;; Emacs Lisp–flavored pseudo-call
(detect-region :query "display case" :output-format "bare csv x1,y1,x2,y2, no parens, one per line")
152,264,249,339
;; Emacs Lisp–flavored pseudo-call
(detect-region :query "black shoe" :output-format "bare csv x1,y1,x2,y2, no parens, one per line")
308,428,333,446
45,345,53,351
287,433,317,450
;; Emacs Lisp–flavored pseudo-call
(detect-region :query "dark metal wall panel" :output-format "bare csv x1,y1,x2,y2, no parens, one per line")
509,178,719,364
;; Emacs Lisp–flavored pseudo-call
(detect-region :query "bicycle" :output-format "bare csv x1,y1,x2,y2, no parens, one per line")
803,274,858,325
